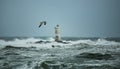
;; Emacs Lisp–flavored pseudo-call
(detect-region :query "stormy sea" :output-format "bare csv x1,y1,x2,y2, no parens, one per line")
0,37,120,69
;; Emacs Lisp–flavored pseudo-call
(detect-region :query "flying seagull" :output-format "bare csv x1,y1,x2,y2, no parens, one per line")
39,21,46,28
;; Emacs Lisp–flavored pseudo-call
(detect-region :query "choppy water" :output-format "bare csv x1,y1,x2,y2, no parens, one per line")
0,37,120,69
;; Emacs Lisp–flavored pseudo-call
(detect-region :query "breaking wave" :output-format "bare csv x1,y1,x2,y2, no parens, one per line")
0,37,120,48
72,38,120,46
0,37,120,69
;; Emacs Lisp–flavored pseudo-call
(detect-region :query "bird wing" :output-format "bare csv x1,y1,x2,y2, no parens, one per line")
44,21,46,25
39,22,43,27
39,21,47,28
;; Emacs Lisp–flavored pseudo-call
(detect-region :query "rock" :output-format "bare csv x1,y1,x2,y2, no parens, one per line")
35,41,44,44
35,40,51,44
57,41,70,44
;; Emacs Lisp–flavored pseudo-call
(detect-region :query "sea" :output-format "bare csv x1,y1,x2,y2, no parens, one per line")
0,37,120,69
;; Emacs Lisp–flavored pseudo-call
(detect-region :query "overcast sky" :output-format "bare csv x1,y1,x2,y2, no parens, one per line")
0,0,120,37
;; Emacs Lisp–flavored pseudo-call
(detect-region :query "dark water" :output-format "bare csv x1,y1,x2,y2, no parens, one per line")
0,37,120,69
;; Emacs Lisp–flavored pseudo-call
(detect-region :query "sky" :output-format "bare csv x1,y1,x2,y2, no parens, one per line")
0,0,120,37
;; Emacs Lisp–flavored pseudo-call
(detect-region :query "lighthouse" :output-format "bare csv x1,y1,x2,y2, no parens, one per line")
55,25,61,42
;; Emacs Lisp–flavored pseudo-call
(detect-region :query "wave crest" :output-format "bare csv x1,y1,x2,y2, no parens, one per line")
0,37,120,48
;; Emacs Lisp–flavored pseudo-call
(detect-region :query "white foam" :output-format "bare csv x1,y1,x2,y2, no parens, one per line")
0,37,66,48
0,37,41,47
94,39,120,45
0,37,120,49
69,38,120,46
